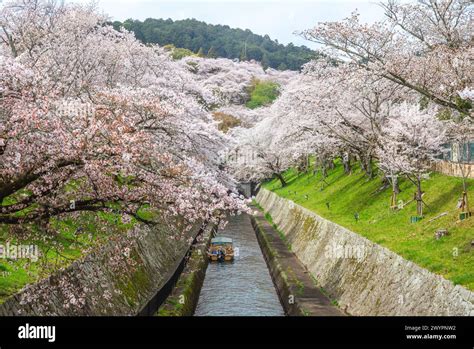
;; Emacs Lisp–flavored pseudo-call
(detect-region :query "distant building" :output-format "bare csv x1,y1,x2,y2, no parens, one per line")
438,142,474,163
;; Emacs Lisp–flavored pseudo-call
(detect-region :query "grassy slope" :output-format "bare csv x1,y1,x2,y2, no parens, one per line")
246,80,280,109
263,162,474,291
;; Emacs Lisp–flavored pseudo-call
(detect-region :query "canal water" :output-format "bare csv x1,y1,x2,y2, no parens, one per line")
194,213,284,316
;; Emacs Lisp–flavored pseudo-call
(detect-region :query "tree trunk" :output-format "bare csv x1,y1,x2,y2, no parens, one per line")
461,179,469,213
296,156,308,174
342,152,351,174
364,155,374,179
416,176,423,216
358,153,373,178
327,159,335,170
275,173,287,188
391,176,401,208
459,162,470,213
321,163,327,179
394,176,401,195
359,156,366,173
312,154,319,175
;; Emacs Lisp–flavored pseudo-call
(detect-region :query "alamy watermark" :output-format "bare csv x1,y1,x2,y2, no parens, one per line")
18,323,55,343
0,243,40,262
324,242,370,262
220,149,255,166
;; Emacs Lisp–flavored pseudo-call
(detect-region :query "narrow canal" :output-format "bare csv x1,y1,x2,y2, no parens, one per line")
194,213,284,316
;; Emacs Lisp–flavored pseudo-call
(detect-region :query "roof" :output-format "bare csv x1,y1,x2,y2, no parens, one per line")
211,237,233,244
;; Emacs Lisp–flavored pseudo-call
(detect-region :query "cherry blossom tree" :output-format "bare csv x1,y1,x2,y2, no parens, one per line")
181,56,296,108
445,89,474,213
215,105,266,128
301,0,473,114
293,0,472,209
259,68,341,179
377,103,447,216
227,0,471,222
0,0,247,229
227,115,293,187
299,60,415,179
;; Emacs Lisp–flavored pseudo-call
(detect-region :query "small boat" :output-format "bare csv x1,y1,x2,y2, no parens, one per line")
207,237,234,262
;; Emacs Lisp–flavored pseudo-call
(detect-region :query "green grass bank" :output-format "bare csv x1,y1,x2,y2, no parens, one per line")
263,162,474,291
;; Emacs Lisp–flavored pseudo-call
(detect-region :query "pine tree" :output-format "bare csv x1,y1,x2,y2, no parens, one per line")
207,46,217,58
261,53,270,71
197,47,205,57
239,47,247,62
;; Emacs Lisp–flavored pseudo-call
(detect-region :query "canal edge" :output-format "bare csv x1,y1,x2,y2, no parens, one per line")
155,224,217,316
251,209,345,316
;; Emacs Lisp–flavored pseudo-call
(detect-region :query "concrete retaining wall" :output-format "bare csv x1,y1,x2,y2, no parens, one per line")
256,189,474,316
251,212,343,316
156,224,216,316
0,219,202,316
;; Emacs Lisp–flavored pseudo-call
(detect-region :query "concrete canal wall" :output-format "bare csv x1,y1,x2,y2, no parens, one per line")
256,189,474,316
0,219,203,316
156,224,216,316
251,210,343,316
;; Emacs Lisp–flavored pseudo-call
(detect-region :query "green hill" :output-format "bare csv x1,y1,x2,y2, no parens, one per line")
263,162,474,291
112,18,319,70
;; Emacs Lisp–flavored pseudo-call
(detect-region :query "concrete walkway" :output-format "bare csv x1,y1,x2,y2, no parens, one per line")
252,210,344,316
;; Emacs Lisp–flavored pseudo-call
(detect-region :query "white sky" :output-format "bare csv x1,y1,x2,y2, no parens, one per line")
71,0,387,49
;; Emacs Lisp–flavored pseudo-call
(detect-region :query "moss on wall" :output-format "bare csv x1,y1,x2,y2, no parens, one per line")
257,189,474,316
0,221,203,316
156,225,215,316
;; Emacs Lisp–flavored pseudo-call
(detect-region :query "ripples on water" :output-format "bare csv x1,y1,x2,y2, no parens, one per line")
194,214,284,316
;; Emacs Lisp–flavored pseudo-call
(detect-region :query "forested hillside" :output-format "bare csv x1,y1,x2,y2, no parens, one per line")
112,18,318,70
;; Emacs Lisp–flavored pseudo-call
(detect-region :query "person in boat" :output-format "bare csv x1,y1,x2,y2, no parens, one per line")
218,248,225,261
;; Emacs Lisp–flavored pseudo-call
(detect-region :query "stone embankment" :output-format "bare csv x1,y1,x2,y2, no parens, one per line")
256,189,474,316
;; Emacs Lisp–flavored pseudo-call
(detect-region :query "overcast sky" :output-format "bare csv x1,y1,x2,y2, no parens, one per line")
71,0,387,49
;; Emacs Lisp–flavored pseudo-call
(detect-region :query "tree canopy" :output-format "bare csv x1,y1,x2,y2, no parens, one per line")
112,18,319,70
